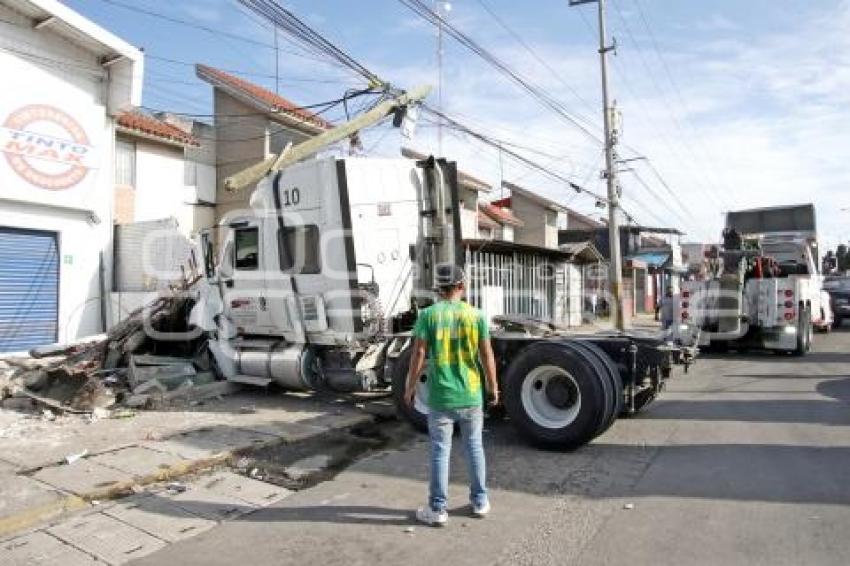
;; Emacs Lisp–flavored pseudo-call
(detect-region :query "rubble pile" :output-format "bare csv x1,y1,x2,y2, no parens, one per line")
0,293,216,415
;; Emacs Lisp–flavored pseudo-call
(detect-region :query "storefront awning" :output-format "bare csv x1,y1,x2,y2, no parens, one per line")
626,252,670,268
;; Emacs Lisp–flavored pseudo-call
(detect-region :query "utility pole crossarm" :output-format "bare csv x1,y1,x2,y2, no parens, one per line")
224,85,433,192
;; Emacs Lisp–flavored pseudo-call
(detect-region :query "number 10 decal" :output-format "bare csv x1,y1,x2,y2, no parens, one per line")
282,187,300,207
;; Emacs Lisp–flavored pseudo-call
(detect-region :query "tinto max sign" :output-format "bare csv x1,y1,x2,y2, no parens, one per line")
1,104,97,191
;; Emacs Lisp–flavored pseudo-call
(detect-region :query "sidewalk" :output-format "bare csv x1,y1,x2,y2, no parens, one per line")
0,388,379,540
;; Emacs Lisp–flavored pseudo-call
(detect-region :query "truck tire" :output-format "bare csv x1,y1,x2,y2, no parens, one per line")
503,341,611,449
391,347,428,433
793,308,811,356
563,339,624,433
554,341,615,437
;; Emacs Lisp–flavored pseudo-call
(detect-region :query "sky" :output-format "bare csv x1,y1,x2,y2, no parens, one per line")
65,0,850,250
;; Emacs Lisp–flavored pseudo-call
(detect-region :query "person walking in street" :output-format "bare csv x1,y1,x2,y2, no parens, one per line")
660,286,676,330
405,263,499,527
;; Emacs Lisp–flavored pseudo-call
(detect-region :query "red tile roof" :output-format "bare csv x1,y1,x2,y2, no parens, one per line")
491,196,511,208
477,210,499,230
116,111,199,147
196,64,332,131
480,202,524,227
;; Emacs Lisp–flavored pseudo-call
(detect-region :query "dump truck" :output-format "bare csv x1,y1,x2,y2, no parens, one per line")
677,204,830,355
186,152,695,449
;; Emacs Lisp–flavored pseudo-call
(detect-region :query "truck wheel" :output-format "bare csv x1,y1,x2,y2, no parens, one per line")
793,309,811,356
391,347,428,433
563,340,623,432
503,341,610,449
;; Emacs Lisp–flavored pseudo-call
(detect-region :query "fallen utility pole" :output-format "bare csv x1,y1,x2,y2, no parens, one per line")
225,85,432,192
570,0,626,330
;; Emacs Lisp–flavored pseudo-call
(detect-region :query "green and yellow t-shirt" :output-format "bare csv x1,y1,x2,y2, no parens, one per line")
412,300,490,410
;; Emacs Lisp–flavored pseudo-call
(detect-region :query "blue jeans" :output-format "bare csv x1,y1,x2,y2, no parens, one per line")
427,406,487,513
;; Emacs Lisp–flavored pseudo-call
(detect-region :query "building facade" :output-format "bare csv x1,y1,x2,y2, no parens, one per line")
113,111,213,236
196,64,331,224
0,0,142,352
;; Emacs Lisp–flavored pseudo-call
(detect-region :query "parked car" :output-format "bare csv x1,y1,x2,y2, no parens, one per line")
823,277,850,327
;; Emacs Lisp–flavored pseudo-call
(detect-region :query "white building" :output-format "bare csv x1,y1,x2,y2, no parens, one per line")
0,0,142,352
497,181,568,249
113,110,215,237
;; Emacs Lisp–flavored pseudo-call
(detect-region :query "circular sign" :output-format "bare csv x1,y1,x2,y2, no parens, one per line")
2,104,92,190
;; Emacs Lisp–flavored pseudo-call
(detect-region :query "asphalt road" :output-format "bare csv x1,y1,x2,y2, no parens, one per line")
131,328,850,566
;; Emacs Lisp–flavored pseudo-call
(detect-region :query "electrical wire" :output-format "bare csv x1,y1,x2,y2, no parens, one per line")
473,0,599,120
630,0,737,208
94,0,327,63
423,105,641,223
397,0,604,144
609,0,733,213
574,2,719,234
145,54,352,84
237,0,386,87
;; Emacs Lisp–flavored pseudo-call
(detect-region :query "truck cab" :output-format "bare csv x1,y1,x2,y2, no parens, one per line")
192,155,462,391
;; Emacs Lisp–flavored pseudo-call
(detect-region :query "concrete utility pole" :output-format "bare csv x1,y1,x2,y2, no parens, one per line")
570,0,625,330
224,85,433,192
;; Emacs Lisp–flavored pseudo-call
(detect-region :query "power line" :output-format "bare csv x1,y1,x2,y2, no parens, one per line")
608,0,733,214
145,54,352,84
576,1,723,237
94,0,323,61
397,0,604,144
625,168,695,233
630,0,737,208
423,105,641,222
237,0,385,87
473,0,599,119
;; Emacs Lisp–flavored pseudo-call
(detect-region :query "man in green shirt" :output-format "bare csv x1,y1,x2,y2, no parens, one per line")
405,264,499,526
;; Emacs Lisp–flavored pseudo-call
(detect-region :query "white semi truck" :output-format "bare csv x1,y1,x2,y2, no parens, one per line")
678,204,830,355
185,153,695,449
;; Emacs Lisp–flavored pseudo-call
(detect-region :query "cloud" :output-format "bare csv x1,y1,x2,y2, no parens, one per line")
118,0,850,248
362,0,850,246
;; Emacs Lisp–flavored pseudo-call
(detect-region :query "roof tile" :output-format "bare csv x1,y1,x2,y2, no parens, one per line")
480,202,524,227
116,111,199,146
196,64,332,131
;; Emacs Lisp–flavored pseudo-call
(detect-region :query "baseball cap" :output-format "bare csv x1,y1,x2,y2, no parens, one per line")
435,263,465,288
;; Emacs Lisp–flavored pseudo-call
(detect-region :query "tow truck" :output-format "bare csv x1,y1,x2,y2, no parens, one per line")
677,204,829,355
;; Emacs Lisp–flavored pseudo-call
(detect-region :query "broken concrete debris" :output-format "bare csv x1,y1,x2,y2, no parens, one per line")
0,289,223,415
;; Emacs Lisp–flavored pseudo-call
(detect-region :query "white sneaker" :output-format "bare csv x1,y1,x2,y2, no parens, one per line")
416,506,448,526
472,500,491,517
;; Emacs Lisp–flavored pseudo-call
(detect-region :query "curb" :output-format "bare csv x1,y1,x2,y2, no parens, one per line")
0,413,376,540
0,495,88,539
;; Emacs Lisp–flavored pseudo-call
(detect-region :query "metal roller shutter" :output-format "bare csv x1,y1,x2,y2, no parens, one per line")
0,228,59,353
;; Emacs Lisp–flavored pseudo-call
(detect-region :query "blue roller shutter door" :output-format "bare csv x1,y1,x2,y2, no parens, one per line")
0,228,59,353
